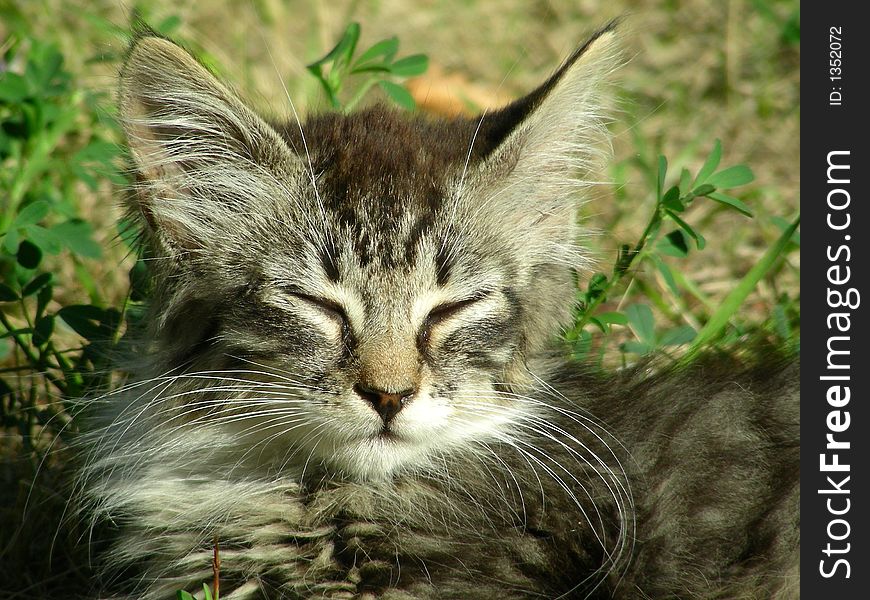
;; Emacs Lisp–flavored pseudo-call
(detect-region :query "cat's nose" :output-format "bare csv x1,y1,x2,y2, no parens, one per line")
354,383,415,424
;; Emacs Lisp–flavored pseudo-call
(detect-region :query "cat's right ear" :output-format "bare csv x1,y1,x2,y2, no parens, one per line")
119,35,300,251
455,24,621,269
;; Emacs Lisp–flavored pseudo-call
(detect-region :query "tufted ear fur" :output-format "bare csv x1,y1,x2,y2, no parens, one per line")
119,34,304,253
460,23,621,269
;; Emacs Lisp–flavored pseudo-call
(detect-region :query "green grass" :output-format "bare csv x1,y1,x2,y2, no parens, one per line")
0,1,799,596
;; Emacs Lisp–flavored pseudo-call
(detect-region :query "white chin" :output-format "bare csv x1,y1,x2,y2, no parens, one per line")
328,435,431,481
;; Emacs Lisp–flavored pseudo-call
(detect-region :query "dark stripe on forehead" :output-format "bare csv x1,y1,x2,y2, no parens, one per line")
332,205,373,267
404,214,435,266
330,204,406,270
320,238,340,282
434,243,454,286
356,230,373,267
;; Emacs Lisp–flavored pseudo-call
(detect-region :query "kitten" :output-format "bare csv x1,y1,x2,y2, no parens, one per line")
78,23,800,599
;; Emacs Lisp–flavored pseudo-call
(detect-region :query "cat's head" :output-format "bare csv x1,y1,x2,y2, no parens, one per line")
119,25,619,480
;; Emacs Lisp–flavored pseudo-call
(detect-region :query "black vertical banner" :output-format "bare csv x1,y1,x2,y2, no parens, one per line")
803,4,869,597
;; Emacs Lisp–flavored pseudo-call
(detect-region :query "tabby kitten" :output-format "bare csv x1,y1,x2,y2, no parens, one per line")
79,23,800,599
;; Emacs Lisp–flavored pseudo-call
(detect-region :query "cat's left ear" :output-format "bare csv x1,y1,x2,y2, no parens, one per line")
119,34,302,251
462,23,621,250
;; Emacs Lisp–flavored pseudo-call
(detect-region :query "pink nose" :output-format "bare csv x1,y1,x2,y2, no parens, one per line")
354,384,416,423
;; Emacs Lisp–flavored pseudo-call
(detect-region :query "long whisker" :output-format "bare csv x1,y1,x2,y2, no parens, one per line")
254,23,334,256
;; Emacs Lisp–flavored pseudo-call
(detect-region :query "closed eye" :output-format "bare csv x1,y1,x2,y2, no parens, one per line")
281,288,352,337
418,292,488,348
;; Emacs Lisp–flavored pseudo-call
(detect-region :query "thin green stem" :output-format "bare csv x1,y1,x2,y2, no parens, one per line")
573,205,663,332
685,214,800,356
343,77,379,113
46,340,82,395
112,287,134,345
0,310,67,395
1,95,81,232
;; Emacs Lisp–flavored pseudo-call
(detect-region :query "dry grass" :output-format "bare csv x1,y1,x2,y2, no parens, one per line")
0,0,798,596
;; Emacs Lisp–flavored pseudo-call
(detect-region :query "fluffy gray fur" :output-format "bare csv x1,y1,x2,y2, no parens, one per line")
77,24,799,599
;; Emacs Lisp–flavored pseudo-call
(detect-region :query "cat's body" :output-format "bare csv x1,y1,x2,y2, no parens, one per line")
78,24,800,599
